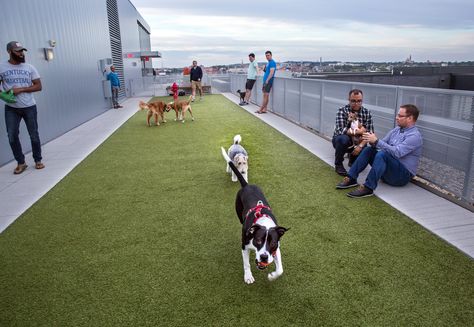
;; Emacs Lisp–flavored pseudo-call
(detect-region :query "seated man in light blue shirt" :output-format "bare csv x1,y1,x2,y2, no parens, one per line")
336,104,423,198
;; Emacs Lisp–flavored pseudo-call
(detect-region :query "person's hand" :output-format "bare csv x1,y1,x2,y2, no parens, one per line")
362,132,378,144
12,87,22,95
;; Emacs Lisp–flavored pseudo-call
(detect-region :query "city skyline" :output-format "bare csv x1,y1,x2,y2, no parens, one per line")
132,0,474,68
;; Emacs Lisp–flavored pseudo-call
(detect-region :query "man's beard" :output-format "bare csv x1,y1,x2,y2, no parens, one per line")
11,52,25,63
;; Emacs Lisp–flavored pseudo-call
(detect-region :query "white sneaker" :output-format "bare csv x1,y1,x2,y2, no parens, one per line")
192,96,195,102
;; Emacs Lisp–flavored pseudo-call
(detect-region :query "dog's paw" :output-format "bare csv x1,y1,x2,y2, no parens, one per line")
192,117,195,121
163,120,167,123
231,175,238,182
244,273,255,284
268,271,282,282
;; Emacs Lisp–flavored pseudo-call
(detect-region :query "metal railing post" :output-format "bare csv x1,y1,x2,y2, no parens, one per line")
394,86,402,127
299,79,302,124
319,82,325,133
462,98,474,202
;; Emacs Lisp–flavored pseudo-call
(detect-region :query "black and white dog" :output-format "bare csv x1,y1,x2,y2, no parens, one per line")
221,147,288,284
226,135,248,183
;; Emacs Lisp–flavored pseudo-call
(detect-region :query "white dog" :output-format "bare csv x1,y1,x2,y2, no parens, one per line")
226,135,249,182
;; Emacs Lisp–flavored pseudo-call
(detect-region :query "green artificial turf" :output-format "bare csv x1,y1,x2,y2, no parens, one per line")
0,94,473,326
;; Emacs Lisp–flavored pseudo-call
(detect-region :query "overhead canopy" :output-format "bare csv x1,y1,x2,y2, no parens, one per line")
123,51,162,59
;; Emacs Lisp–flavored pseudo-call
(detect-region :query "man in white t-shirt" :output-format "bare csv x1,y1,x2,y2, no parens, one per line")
240,53,258,106
0,41,44,174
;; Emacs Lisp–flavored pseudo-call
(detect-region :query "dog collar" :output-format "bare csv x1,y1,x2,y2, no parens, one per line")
245,200,272,225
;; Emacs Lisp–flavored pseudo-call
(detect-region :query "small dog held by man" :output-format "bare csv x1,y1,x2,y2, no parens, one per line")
347,111,367,156
221,147,288,284
226,135,249,183
138,100,168,126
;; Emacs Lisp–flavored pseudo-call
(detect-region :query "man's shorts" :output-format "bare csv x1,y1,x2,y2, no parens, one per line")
245,79,256,90
262,82,273,93
191,80,202,91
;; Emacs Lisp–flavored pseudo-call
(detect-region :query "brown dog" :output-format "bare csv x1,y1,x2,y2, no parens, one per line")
347,111,368,156
138,100,168,126
166,95,194,123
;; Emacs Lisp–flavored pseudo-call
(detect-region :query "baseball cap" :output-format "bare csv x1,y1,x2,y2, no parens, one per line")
6,41,27,52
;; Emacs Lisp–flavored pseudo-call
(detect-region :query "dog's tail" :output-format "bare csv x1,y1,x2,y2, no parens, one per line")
221,147,248,188
233,134,241,145
186,95,193,104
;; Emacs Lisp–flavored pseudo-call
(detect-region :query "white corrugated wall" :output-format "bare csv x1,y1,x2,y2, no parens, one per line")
0,0,149,165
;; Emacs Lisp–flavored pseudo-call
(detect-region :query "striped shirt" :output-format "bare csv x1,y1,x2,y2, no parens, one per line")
333,105,374,137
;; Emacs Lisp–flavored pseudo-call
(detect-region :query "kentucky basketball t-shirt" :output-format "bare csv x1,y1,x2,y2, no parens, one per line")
0,61,40,108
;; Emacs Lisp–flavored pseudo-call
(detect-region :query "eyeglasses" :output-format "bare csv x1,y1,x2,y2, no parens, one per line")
350,99,362,103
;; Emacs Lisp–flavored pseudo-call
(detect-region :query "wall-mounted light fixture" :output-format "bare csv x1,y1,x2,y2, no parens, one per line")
49,40,57,47
44,48,54,61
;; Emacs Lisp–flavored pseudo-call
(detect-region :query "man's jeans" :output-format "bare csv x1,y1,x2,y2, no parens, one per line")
332,134,352,165
5,105,42,164
111,86,119,107
348,146,412,191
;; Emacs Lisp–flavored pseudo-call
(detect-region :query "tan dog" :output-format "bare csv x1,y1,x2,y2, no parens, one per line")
138,100,167,126
166,95,194,123
347,112,368,156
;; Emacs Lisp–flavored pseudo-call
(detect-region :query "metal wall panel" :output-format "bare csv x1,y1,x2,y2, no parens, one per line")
118,0,144,97
0,0,111,165
1,0,149,166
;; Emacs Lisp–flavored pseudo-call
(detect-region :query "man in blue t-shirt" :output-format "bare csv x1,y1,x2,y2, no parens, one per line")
107,65,122,108
256,50,276,114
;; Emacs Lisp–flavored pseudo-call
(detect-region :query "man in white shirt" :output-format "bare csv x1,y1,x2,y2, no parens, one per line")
0,41,44,174
240,53,258,106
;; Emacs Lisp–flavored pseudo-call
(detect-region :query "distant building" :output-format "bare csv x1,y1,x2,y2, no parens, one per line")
299,65,474,91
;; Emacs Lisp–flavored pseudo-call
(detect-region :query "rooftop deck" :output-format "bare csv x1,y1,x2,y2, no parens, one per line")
0,94,472,258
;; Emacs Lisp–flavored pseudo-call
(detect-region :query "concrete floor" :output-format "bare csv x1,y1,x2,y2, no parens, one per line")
1,93,473,259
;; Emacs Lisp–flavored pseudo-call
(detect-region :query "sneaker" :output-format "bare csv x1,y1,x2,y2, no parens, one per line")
347,186,374,198
335,164,347,176
116,105,123,108
239,101,246,105
336,177,358,189
191,96,195,102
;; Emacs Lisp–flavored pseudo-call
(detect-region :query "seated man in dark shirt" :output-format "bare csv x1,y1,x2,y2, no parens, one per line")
332,89,374,176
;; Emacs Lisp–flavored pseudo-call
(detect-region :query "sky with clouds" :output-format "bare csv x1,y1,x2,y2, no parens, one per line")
131,0,474,68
